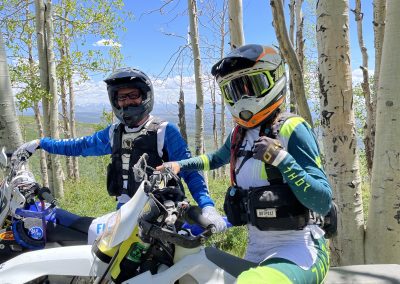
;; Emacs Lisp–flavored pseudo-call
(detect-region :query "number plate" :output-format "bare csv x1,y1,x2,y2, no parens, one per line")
256,208,277,218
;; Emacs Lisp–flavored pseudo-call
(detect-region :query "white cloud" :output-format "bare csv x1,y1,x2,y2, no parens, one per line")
13,72,221,113
352,68,374,85
93,39,122,48
72,75,204,107
73,78,109,106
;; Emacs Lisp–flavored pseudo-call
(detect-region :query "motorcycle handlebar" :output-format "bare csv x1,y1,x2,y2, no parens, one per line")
185,206,216,234
140,219,206,249
38,187,57,206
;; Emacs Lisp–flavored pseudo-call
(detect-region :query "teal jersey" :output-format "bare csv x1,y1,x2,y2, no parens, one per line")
178,116,332,215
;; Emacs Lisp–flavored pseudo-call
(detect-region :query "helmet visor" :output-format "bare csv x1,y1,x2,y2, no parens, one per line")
220,71,275,105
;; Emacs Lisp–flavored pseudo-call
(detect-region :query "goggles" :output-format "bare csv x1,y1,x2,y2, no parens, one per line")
116,90,142,102
220,71,275,105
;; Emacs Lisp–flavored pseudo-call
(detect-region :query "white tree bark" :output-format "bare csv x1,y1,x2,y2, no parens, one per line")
27,26,49,187
373,0,386,109
0,31,23,150
45,0,64,197
316,0,364,265
33,103,49,187
369,0,386,178
68,72,79,180
35,0,54,189
188,0,205,156
60,74,73,179
228,0,245,48
59,24,73,180
365,0,400,264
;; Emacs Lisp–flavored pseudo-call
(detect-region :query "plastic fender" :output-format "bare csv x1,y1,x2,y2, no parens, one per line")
0,245,95,283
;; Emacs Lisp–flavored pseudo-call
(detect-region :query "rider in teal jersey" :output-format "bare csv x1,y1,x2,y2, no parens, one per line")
158,44,332,284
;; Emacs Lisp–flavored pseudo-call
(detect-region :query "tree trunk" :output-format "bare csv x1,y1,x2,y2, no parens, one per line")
35,0,54,189
370,0,386,176
68,71,79,180
59,74,73,179
365,0,400,264
289,0,295,43
177,72,188,143
188,0,205,156
59,23,73,180
228,0,245,48
45,0,64,197
0,30,23,150
288,0,296,113
27,28,49,187
316,0,364,266
295,0,304,72
219,0,228,178
270,0,313,126
33,103,49,187
352,0,373,177
210,77,218,179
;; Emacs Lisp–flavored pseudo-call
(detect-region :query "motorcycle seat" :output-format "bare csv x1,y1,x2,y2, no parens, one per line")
204,247,258,278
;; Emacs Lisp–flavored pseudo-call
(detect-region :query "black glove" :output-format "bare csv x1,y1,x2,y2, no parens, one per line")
252,136,287,166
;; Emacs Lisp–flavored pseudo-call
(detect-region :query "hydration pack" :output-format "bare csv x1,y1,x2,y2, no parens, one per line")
225,111,338,237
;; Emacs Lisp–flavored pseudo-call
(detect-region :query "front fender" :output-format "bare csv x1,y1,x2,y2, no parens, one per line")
0,245,96,284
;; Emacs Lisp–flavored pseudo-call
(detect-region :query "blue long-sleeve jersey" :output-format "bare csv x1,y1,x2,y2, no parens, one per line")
40,118,214,209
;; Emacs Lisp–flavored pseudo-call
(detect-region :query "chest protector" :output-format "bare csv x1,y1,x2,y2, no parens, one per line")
224,112,310,231
106,117,168,197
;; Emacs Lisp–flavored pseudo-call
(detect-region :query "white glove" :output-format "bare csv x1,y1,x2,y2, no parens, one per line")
19,140,40,156
202,206,227,233
11,140,40,166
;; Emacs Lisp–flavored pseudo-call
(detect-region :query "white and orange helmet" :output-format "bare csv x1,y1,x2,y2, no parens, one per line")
211,44,286,128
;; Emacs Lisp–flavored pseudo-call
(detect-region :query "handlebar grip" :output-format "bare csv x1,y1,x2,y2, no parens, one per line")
185,206,215,232
38,187,57,205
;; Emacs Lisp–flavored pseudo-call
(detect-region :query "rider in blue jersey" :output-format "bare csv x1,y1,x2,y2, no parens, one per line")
17,68,226,241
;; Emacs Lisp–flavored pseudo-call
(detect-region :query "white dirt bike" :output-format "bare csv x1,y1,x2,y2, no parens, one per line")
0,147,90,264
0,153,399,284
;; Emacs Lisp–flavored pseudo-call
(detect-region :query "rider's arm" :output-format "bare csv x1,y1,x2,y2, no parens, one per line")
176,133,232,171
39,124,114,156
277,117,332,216
163,123,226,208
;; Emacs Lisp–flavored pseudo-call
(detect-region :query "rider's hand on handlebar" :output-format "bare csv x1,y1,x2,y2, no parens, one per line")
18,140,40,157
202,206,227,233
156,162,181,175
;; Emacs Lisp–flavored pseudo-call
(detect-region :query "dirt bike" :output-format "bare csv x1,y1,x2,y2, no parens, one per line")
0,146,91,263
0,153,399,284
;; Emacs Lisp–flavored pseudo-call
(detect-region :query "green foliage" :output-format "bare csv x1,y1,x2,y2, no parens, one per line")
59,175,114,217
2,0,131,111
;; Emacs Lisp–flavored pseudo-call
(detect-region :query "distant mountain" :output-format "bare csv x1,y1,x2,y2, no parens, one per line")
18,102,231,135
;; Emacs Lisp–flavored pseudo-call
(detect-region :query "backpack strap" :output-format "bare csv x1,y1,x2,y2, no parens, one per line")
230,125,246,186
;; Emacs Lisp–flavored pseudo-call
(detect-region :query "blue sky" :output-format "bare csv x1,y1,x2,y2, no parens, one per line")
111,0,374,74
62,0,376,109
